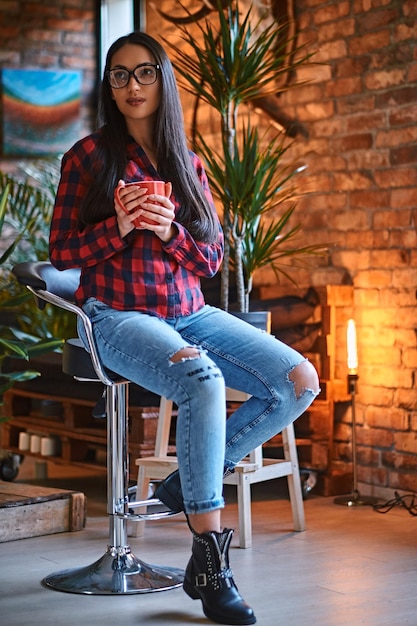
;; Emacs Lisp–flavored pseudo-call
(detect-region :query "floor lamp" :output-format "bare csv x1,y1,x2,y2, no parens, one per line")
334,319,379,507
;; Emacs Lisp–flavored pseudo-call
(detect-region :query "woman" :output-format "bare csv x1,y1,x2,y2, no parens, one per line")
50,31,320,626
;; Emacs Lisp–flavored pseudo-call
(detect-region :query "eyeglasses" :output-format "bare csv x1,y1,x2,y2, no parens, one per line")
106,63,160,89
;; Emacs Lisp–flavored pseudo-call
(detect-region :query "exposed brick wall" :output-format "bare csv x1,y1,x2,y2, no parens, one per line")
286,0,417,499
0,0,416,499
145,1,417,499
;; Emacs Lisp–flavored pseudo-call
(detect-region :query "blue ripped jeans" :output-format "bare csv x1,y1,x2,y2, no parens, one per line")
80,299,319,515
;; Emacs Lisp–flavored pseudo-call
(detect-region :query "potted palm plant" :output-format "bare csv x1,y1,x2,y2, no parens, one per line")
166,0,327,313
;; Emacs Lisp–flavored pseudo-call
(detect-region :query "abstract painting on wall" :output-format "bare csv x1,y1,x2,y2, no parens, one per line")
1,68,82,156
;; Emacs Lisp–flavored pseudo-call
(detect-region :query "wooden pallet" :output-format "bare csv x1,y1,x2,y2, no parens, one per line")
0,481,86,542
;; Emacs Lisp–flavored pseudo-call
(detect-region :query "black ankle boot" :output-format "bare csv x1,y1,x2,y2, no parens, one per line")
183,527,256,625
154,467,235,514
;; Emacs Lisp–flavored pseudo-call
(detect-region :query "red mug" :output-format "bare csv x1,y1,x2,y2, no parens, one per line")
115,180,171,227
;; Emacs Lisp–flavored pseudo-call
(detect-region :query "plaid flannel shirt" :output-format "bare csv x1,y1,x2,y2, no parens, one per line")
49,131,224,318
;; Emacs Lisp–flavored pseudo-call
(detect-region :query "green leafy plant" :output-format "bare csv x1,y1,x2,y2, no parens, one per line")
168,0,327,312
0,170,69,406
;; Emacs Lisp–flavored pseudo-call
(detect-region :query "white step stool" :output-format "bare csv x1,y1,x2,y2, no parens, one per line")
133,390,305,548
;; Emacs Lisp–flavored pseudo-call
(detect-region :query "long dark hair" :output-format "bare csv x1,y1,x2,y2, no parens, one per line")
78,31,218,243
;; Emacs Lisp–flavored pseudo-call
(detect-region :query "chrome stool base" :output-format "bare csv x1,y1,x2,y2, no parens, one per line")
43,545,184,595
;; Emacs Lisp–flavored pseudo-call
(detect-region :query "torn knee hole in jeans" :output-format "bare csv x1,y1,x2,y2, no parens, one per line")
168,347,224,383
168,346,202,365
288,360,320,399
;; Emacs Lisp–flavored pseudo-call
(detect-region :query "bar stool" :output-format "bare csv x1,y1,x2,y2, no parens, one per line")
12,261,184,595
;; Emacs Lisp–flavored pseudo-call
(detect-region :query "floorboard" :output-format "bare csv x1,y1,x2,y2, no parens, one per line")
0,458,416,625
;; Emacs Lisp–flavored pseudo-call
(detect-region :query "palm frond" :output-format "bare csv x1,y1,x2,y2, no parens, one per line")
167,0,326,310
167,0,312,112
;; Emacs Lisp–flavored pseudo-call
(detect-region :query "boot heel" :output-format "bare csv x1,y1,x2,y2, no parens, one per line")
183,577,199,600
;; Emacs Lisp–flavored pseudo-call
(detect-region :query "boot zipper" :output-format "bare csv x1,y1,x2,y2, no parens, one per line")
219,552,226,570
210,532,226,570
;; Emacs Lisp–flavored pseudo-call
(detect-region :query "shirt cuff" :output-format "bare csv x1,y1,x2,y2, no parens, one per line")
162,221,184,249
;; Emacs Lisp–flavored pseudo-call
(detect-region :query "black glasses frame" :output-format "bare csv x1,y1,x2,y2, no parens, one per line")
106,63,160,89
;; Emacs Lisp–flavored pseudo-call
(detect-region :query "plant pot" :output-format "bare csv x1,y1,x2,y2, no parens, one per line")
231,310,271,333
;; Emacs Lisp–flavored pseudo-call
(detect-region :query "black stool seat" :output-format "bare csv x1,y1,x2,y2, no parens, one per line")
63,338,119,381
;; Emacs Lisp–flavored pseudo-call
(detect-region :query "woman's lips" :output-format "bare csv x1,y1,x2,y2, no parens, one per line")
126,97,145,106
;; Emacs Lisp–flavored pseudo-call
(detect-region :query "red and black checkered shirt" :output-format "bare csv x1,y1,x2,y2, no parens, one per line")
49,131,224,319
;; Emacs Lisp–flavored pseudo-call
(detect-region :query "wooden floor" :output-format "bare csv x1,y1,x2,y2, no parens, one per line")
1,459,417,626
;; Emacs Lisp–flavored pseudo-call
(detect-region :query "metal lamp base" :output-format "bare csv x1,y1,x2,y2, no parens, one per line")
42,546,184,595
334,489,380,507
334,374,380,509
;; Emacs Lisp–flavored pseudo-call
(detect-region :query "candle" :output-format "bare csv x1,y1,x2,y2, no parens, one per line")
347,318,358,375
30,434,41,454
41,436,56,456
18,431,30,451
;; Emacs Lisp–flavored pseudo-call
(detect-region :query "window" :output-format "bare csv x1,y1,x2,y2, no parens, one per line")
99,0,145,75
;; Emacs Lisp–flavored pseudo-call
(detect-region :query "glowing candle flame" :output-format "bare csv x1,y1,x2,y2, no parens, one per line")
347,319,358,375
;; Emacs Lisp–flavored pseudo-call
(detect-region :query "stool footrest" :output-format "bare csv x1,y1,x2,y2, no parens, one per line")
125,496,181,521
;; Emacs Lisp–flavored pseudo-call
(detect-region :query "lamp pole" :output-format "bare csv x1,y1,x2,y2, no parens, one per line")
334,320,379,507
